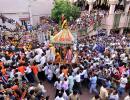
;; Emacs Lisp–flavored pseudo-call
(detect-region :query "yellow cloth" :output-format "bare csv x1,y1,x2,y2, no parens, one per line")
62,20,68,29
55,53,61,63
99,86,108,100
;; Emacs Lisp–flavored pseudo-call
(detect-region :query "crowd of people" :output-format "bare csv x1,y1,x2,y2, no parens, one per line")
75,10,107,31
1,8,130,100
78,33,130,99
0,28,130,100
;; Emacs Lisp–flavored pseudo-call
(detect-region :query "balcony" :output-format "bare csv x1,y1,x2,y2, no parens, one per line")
101,12,130,29
126,0,130,2
108,0,118,5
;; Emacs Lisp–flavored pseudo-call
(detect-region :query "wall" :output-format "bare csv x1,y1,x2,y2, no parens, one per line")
102,13,130,30
0,0,54,26
30,0,54,25
0,0,28,13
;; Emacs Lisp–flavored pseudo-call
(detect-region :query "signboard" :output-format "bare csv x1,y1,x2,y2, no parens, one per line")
113,14,121,29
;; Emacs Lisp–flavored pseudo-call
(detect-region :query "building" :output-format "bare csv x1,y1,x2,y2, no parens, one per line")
0,0,54,28
102,0,130,35
72,0,130,34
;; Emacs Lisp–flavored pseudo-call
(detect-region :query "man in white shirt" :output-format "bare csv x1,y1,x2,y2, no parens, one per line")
117,74,128,96
46,48,51,62
33,53,41,64
55,92,64,100
81,68,88,79
68,73,74,93
58,72,64,81
0,57,6,62
62,89,68,100
72,67,79,76
25,65,32,74
15,69,23,87
74,71,82,94
9,69,15,79
38,53,46,68
28,84,35,93
25,65,34,83
124,92,130,100
15,69,22,81
55,67,60,78
120,53,126,61
37,82,46,94
109,89,119,100
123,56,128,64
4,58,12,66
75,72,81,83
61,78,69,92
47,67,53,81
54,79,62,97
35,48,43,56
29,55,34,65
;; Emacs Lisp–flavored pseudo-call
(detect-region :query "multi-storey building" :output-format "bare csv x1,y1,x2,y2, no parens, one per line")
71,0,130,35
0,0,54,27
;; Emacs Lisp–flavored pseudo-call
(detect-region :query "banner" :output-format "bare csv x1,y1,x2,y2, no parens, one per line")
113,14,121,29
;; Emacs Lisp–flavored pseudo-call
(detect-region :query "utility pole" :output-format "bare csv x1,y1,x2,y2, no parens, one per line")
26,0,37,26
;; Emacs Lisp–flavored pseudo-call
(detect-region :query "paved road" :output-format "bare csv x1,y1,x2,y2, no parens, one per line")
43,81,126,100
43,81,94,100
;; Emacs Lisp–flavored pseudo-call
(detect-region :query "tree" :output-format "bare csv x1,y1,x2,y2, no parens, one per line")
51,0,80,23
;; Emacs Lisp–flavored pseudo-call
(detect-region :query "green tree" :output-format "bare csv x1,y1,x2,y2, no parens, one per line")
51,0,80,23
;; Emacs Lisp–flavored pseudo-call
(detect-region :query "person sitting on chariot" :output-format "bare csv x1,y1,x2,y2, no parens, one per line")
55,52,61,63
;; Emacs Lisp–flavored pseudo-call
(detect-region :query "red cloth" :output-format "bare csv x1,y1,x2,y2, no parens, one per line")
31,65,38,75
119,66,126,74
18,66,25,75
